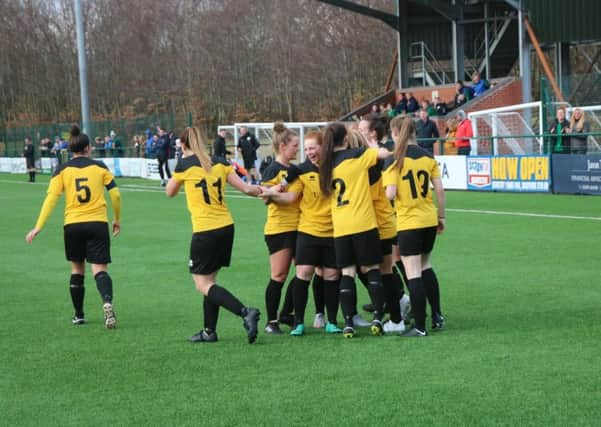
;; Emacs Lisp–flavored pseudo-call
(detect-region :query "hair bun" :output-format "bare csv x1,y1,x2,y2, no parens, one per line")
273,122,287,134
70,125,81,137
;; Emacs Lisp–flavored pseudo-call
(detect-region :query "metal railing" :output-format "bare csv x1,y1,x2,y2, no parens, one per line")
409,41,452,87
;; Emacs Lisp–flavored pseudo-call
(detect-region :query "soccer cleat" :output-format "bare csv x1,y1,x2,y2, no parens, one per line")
432,313,445,331
383,320,406,334
342,326,355,338
312,313,325,328
72,316,86,325
242,307,260,344
325,322,343,334
188,329,218,343
352,313,371,327
102,303,117,329
400,327,427,337
290,324,305,336
264,322,282,334
362,303,375,313
400,294,412,322
278,313,294,328
370,319,384,336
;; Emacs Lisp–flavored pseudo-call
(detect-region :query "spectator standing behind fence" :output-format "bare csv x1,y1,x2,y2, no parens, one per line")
94,137,105,157
157,127,172,186
145,130,156,158
569,108,589,155
237,126,260,184
416,109,440,155
471,72,490,97
110,130,123,157
23,136,36,182
104,136,113,157
443,119,459,155
214,129,231,158
455,110,473,155
548,108,570,154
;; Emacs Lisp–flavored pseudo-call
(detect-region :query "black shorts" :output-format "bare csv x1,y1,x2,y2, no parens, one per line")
243,157,256,170
264,231,297,256
295,232,337,269
64,221,111,264
26,157,35,169
397,226,437,256
380,237,396,256
334,228,382,268
189,224,235,275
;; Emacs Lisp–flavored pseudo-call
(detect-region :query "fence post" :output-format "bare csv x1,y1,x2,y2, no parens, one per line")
187,112,192,127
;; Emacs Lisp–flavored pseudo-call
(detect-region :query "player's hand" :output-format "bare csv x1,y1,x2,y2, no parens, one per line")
112,222,121,237
246,185,262,197
25,228,41,244
437,218,445,235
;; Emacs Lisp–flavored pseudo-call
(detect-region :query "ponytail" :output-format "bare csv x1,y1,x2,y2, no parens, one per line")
319,123,347,196
390,116,416,171
181,127,212,172
69,125,90,153
345,129,367,149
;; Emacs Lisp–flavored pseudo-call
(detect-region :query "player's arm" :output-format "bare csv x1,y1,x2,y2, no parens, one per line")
385,184,397,201
26,175,63,243
165,178,182,197
432,176,446,234
261,189,300,205
227,171,262,196
108,186,121,236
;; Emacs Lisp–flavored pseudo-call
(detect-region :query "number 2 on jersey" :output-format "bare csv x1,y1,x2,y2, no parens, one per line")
402,170,429,199
195,177,223,205
75,177,91,203
333,178,350,207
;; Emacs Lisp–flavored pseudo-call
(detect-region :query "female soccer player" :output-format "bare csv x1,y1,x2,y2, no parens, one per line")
384,116,446,337
319,123,392,338
166,127,261,344
165,127,261,344
25,126,121,328
261,131,342,336
260,123,301,334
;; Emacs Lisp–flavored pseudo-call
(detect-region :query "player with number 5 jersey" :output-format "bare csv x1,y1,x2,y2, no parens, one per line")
167,127,262,344
383,116,446,338
26,125,121,329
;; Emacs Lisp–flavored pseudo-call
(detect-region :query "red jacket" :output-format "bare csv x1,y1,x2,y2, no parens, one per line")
455,119,473,148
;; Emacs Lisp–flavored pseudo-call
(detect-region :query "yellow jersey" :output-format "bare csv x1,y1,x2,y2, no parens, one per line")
382,145,441,231
287,159,333,238
45,157,117,225
369,161,397,240
261,161,301,235
172,155,234,233
330,147,378,238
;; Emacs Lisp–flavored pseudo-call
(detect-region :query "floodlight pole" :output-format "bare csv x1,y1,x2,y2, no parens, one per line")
74,0,91,133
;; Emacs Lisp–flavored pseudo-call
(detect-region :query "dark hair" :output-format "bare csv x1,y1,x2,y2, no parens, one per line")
318,123,347,196
69,125,90,153
364,113,388,141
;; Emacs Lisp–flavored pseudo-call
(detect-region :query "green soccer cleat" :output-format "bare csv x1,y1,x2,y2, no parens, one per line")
370,319,384,336
342,326,355,338
325,322,343,334
290,324,305,336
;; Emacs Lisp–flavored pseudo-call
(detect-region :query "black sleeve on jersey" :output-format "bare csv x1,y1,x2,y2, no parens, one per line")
211,155,230,167
333,147,367,167
105,180,117,191
175,155,201,173
260,162,285,183
382,156,396,171
285,163,302,183
368,160,383,185
407,144,434,159
93,159,110,170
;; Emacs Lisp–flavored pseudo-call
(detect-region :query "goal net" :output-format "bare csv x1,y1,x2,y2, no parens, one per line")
469,101,543,155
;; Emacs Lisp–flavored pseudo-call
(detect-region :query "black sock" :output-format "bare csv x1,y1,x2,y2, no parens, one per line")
422,268,442,316
207,284,245,317
383,273,402,323
407,278,427,331
31,171,36,182
366,269,385,320
69,274,85,318
312,274,325,314
28,172,34,182
392,268,405,299
323,279,339,324
357,271,369,290
203,296,219,333
265,279,284,322
280,278,295,317
396,260,409,290
94,271,113,304
293,277,310,325
339,275,356,327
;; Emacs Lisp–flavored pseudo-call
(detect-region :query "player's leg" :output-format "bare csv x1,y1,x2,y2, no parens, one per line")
321,266,342,334
157,157,165,185
311,271,325,328
87,222,115,329
264,242,293,333
290,264,314,336
69,262,86,324
381,242,405,334
64,223,90,325
393,243,411,324
420,227,444,330
356,230,385,336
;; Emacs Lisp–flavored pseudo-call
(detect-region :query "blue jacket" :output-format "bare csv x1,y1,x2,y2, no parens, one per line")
146,137,156,157
156,135,170,158
473,79,489,97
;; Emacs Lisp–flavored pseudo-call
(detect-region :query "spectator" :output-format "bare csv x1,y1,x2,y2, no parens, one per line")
569,108,589,155
548,108,570,154
454,81,474,108
175,137,183,161
434,97,448,116
168,131,177,159
455,110,473,155
94,137,105,157
145,130,156,158
133,135,141,157
443,119,459,155
213,129,232,158
415,109,440,154
110,130,123,157
393,92,408,115
471,72,490,97
370,104,380,114
237,126,260,183
39,138,51,157
103,135,113,157
406,92,419,114
420,99,437,117
156,127,172,186
259,155,273,176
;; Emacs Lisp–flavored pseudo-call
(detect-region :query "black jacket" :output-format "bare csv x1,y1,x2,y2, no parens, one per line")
238,133,260,161
416,119,440,154
213,136,231,158
156,134,171,158
23,144,35,158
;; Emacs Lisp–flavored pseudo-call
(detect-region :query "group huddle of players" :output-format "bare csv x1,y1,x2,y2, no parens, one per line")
26,115,445,343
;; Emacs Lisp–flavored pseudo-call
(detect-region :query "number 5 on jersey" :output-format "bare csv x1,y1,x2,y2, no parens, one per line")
75,177,91,203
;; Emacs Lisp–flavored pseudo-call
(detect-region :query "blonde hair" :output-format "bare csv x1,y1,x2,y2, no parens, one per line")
273,122,298,154
181,127,212,172
570,108,586,132
446,118,458,133
390,116,416,171
345,129,368,149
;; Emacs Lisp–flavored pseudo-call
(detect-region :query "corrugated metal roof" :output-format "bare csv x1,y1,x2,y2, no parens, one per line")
524,0,601,43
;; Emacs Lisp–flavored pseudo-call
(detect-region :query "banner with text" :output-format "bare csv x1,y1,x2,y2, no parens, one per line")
435,155,467,190
551,154,601,195
467,155,550,192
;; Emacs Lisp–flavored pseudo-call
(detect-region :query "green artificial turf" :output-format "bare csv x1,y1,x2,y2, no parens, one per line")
1,173,600,426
